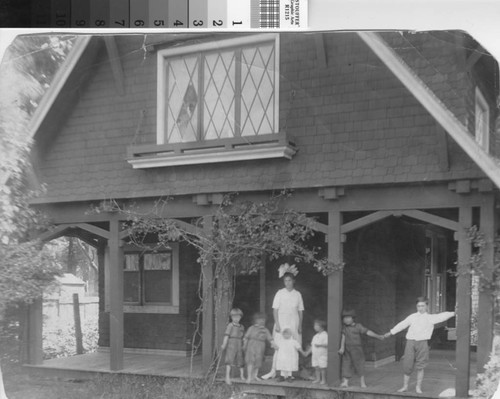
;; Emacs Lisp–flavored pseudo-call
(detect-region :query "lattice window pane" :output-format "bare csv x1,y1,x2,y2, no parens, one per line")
124,254,140,303
203,50,236,140
166,56,199,143
240,43,275,136
144,253,172,303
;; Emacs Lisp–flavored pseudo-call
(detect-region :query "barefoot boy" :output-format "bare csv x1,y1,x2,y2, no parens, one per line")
338,309,384,388
384,297,455,394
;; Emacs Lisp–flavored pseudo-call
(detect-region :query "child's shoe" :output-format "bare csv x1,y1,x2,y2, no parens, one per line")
276,376,285,382
285,377,293,383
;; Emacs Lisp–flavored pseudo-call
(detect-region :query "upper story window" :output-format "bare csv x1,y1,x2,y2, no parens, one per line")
475,87,490,152
127,34,296,168
157,34,279,144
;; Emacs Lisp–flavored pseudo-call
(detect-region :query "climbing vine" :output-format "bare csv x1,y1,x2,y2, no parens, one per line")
461,226,500,297
91,192,343,375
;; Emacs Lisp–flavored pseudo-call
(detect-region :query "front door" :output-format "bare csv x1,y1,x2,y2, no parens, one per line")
424,230,448,313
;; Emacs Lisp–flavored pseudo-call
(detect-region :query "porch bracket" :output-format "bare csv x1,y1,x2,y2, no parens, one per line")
357,32,500,190
37,223,110,242
399,210,459,231
341,209,459,235
341,211,393,234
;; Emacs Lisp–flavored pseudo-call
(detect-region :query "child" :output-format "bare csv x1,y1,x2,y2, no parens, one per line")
275,328,307,382
338,309,384,388
243,312,276,383
308,319,328,385
221,308,245,385
384,297,455,394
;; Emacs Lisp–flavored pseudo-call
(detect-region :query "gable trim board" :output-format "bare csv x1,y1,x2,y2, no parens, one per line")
357,32,500,189
29,36,93,143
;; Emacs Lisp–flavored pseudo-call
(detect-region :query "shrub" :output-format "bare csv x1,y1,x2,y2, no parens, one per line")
474,335,500,398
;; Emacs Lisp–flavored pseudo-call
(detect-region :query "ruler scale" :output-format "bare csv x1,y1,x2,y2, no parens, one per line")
24,0,307,28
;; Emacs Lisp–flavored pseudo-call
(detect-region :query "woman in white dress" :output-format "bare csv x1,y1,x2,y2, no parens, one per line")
262,263,304,380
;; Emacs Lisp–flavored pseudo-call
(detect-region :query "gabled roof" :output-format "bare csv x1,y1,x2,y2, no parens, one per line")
29,32,500,195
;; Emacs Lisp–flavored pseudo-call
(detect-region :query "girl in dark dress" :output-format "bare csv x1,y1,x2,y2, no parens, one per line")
221,308,245,385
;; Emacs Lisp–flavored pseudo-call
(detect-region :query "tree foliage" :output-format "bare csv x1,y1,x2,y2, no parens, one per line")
0,35,74,314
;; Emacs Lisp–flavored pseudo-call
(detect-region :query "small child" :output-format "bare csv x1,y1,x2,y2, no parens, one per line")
275,328,307,382
243,312,277,383
221,308,245,385
306,319,328,385
338,309,384,388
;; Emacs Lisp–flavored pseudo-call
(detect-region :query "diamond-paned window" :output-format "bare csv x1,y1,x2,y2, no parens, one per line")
158,35,279,144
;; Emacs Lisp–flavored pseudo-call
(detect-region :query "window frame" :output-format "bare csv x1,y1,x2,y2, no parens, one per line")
156,34,280,145
475,87,490,152
104,243,180,314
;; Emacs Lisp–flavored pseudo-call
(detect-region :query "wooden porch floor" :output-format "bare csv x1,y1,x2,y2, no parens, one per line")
25,350,477,399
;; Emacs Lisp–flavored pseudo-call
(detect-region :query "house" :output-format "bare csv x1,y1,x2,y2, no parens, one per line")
25,31,499,397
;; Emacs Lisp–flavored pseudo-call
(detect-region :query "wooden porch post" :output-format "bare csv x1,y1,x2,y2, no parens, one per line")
108,217,124,371
27,298,43,365
327,209,343,386
455,206,472,397
477,195,496,372
202,216,214,371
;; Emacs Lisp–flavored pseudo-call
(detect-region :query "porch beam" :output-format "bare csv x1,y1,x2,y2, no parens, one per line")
27,298,43,365
108,217,124,371
400,210,459,231
202,216,214,371
341,210,393,234
477,195,496,372
358,32,500,189
455,206,473,397
327,209,343,386
35,184,490,223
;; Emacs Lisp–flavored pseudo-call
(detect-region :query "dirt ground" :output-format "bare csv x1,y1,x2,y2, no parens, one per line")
4,370,95,399
2,365,240,399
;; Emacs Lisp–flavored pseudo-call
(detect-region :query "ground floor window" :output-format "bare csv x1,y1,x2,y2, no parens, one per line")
105,243,180,314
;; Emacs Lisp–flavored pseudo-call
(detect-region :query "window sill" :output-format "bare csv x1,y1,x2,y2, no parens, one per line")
106,305,179,314
127,132,296,169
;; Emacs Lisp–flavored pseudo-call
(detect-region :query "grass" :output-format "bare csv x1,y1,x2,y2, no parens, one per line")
3,365,270,399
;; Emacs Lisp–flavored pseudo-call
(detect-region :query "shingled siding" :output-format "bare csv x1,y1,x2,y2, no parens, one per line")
98,242,200,352
36,32,485,204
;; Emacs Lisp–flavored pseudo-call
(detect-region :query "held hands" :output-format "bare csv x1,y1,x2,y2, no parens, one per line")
383,332,391,339
275,324,281,333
